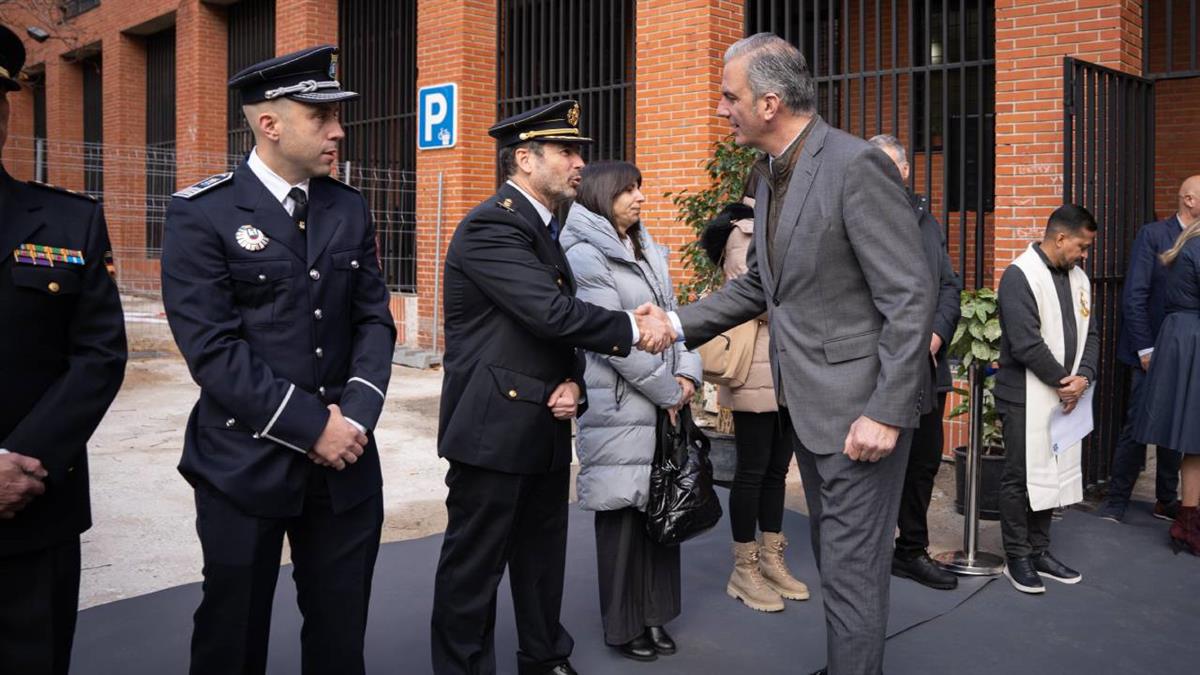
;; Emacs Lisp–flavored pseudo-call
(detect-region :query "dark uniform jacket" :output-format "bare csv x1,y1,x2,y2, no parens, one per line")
0,168,127,556
1116,215,1183,366
438,183,633,474
161,162,395,518
911,191,963,406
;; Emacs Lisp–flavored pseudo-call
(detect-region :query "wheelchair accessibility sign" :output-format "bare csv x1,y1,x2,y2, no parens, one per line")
418,83,457,150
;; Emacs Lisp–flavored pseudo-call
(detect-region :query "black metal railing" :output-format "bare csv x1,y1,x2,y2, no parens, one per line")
145,28,177,254
498,0,636,163
227,0,276,158
82,56,103,196
1144,0,1200,79
338,0,419,294
1063,57,1156,490
745,0,996,286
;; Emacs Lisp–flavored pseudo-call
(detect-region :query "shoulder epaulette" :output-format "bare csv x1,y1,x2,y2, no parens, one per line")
173,172,234,199
495,197,516,213
28,181,97,202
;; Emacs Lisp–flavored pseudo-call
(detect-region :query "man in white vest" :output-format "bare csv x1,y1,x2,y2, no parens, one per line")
995,204,1099,594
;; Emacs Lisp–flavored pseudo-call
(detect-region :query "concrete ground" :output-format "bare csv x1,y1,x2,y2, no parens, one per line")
78,312,1160,609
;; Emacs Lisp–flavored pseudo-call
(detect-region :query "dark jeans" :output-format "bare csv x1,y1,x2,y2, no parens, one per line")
729,410,792,543
997,401,1052,559
0,537,81,675
1105,366,1181,507
594,507,681,646
895,393,947,559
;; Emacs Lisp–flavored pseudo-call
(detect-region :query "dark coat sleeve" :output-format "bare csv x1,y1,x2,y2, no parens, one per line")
161,198,330,453
2,203,127,481
336,197,397,431
998,266,1071,387
925,212,963,345
1121,225,1159,355
454,211,634,355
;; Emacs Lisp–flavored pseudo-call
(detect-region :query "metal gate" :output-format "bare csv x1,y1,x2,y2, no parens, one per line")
227,0,276,157
1062,58,1156,490
745,0,995,287
145,28,177,254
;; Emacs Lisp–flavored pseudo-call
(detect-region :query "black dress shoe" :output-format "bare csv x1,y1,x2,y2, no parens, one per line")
611,634,658,662
1003,556,1045,594
645,626,676,655
545,663,579,675
1033,551,1082,584
891,552,958,590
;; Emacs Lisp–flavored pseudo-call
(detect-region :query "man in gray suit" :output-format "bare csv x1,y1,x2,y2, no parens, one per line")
640,34,933,674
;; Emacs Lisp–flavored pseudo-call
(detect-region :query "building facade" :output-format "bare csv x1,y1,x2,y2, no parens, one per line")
2,0,1197,484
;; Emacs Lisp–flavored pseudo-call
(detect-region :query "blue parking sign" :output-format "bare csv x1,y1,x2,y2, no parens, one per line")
418,83,457,150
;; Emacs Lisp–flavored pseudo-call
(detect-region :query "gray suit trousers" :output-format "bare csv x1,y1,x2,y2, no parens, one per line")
791,416,911,675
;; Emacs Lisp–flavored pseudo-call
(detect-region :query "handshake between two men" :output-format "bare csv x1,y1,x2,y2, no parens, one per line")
632,303,678,354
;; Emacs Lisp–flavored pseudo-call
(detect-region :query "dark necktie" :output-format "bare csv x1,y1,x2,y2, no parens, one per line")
548,216,560,242
289,187,308,232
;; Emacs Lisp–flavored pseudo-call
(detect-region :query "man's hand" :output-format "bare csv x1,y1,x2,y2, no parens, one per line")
311,404,368,471
547,381,581,420
930,333,944,357
1057,375,1088,404
1140,353,1152,371
842,416,901,463
0,453,48,519
667,376,696,425
633,303,677,354
1062,400,1078,414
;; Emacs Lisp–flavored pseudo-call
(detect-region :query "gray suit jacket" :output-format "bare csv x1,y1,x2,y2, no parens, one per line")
678,117,934,454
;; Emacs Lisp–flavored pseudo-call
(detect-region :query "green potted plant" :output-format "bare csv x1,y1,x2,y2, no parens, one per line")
946,287,1005,519
668,137,757,483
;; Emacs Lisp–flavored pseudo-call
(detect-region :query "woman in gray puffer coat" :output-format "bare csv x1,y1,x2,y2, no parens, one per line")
560,161,702,662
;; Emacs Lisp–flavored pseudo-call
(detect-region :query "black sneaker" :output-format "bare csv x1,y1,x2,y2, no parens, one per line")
892,552,959,590
1095,501,1125,523
1153,500,1181,521
1003,556,1045,594
1033,551,1082,584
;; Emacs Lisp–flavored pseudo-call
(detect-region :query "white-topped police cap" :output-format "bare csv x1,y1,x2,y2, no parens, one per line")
228,45,358,105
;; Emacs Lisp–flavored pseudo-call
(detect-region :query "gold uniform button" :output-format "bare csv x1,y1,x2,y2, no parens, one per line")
48,281,61,293
612,345,619,353
556,277,563,287
508,389,518,399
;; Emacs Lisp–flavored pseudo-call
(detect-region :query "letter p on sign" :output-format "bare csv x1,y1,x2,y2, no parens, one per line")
418,83,457,150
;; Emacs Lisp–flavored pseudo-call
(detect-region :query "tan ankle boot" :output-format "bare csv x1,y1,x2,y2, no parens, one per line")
727,541,785,612
758,532,810,600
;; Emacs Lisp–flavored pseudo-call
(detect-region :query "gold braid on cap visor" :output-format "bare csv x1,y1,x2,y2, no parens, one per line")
518,128,581,141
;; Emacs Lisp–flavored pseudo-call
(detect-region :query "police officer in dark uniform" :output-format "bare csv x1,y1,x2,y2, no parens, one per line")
0,23,128,675
430,100,674,675
160,45,395,675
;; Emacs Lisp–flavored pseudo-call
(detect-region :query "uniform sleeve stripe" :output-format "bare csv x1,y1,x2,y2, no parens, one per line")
260,431,307,454
261,383,295,437
348,376,385,401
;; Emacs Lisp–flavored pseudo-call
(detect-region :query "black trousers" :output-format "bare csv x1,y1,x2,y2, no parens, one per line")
0,537,80,675
895,393,948,559
431,462,574,675
729,410,792,543
997,402,1053,559
594,507,681,646
189,474,383,675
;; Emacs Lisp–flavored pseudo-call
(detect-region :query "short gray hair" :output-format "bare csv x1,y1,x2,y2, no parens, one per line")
725,33,816,114
867,134,907,163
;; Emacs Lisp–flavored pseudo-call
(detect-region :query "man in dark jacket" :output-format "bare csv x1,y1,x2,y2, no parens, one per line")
0,24,128,675
430,100,673,675
1097,176,1199,523
161,46,396,674
870,135,963,591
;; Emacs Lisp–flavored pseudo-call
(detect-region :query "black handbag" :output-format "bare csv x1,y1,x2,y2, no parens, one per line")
645,406,723,546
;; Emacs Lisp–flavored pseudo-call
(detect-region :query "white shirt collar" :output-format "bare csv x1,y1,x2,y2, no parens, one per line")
506,180,554,226
248,147,310,214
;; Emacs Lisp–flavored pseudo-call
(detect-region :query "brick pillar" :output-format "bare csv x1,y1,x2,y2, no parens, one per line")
6,83,37,182
176,0,229,186
414,0,498,349
102,32,147,256
44,57,84,190
991,0,1143,285
635,0,744,280
276,0,339,54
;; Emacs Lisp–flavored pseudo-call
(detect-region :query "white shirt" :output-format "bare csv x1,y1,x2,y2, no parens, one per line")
247,148,309,217
246,148,365,435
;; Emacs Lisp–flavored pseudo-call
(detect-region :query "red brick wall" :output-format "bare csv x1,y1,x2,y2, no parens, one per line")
1153,76,1200,219
276,0,338,54
176,0,228,187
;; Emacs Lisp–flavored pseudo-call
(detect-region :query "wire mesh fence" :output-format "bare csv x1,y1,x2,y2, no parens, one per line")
5,136,420,350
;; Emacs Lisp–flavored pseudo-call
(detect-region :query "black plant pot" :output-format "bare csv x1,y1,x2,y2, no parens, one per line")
952,446,1005,521
707,431,737,485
